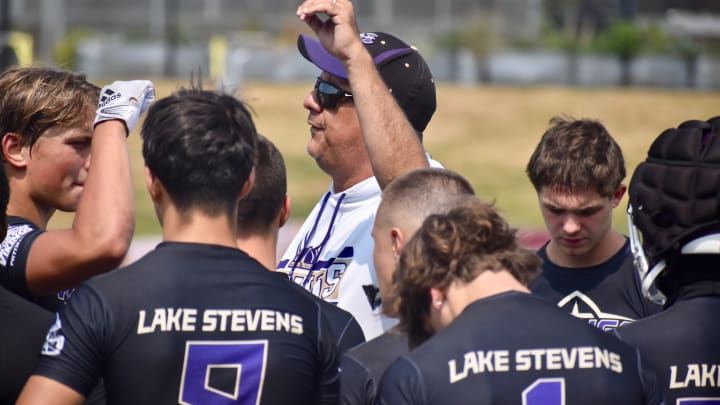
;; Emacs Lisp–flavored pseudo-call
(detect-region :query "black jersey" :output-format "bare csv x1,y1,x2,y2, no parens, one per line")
616,281,720,404
531,239,661,331
273,271,365,353
33,242,339,404
340,328,408,405
0,216,75,312
0,285,53,403
376,292,662,405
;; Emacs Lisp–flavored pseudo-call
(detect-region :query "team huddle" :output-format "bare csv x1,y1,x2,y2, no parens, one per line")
0,0,717,404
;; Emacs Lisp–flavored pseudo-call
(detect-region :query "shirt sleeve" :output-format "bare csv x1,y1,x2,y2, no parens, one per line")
316,303,341,405
337,316,366,353
375,356,425,405
340,353,375,405
637,350,665,405
32,285,110,397
0,223,43,298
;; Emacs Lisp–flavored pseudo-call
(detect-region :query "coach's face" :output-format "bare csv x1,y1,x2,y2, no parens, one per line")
303,72,369,187
538,186,624,266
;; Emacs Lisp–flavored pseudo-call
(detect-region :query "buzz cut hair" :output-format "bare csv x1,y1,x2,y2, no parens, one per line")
377,168,475,233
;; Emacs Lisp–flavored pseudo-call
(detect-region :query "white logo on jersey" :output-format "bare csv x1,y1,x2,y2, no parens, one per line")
556,291,635,331
41,314,66,356
0,224,34,267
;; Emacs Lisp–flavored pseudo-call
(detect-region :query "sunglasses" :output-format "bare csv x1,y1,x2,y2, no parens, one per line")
314,77,353,110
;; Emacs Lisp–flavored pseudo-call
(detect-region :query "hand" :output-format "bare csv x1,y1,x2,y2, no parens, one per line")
296,0,364,64
94,80,156,134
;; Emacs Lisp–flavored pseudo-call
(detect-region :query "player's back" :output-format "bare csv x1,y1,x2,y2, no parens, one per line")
616,288,720,404
35,242,338,404
377,291,662,405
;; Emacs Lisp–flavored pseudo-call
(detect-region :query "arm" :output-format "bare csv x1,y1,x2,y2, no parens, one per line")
26,81,154,295
16,376,84,405
297,0,428,189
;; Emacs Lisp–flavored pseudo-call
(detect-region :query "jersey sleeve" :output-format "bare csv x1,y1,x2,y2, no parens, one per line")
337,315,366,353
0,223,43,298
32,285,110,397
340,353,375,405
636,350,665,405
316,303,341,405
375,356,425,405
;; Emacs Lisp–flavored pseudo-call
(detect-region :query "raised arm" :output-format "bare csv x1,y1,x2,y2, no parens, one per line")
297,0,429,189
26,81,155,295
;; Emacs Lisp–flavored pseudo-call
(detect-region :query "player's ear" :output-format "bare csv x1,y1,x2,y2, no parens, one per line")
145,166,162,201
239,166,255,200
278,195,291,228
611,184,627,207
429,287,446,311
2,132,27,169
390,227,404,261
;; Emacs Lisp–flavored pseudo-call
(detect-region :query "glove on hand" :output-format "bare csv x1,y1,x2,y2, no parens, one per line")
94,80,156,134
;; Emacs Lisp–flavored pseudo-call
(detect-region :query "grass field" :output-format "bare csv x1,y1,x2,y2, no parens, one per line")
48,80,720,237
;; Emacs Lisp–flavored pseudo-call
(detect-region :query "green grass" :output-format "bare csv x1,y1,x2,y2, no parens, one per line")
48,80,720,237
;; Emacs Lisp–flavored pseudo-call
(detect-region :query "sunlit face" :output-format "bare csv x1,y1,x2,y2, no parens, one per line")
538,186,623,264
302,72,368,178
25,121,93,212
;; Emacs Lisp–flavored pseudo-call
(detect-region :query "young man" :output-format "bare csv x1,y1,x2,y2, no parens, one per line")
0,69,153,403
617,116,720,403
376,196,662,404
0,67,154,312
0,163,53,403
340,168,475,405
278,0,440,339
236,133,365,353
18,88,339,404
526,116,659,331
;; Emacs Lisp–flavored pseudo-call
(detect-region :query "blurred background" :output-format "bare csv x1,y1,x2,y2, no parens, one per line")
2,0,720,258
1,0,720,88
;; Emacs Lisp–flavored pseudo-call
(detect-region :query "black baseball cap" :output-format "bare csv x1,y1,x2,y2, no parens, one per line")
298,32,436,133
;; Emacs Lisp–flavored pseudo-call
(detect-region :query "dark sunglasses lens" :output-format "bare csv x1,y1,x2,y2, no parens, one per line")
316,80,343,109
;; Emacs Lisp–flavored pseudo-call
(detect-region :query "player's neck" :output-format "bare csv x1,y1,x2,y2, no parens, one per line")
161,208,237,249
236,233,278,271
446,270,529,316
7,191,53,229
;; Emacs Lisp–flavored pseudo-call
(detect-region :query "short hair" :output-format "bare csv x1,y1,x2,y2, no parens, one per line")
377,168,475,233
141,87,257,217
236,134,286,235
0,66,99,157
526,116,626,197
393,196,541,348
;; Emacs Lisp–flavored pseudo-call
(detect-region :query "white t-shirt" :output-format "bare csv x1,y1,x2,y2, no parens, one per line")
277,157,442,339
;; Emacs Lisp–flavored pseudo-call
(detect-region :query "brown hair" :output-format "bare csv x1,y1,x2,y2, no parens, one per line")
377,167,475,232
236,133,286,234
526,116,626,197
393,196,540,347
0,66,99,156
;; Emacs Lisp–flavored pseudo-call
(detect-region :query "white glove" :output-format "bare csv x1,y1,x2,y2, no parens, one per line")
94,80,156,134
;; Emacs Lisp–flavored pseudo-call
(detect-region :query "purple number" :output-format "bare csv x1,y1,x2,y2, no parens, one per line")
522,378,565,405
179,340,268,405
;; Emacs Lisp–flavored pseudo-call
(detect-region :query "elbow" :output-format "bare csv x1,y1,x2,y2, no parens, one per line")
100,236,132,265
